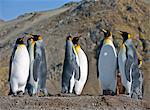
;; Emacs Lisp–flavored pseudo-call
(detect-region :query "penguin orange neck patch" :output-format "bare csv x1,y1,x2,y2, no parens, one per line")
38,36,43,40
19,44,25,47
121,44,125,48
128,34,131,39
32,41,35,47
75,45,80,53
104,38,112,44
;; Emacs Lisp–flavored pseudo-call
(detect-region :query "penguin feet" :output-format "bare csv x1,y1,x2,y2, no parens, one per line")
131,93,138,99
38,90,48,97
125,93,131,98
17,91,24,97
61,89,69,94
8,90,13,96
131,92,143,100
103,90,116,96
11,92,17,97
9,91,25,97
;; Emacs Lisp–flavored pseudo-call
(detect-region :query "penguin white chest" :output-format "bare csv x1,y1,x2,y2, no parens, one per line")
118,45,132,94
118,46,128,84
74,48,88,95
11,46,30,83
98,41,117,92
77,48,88,78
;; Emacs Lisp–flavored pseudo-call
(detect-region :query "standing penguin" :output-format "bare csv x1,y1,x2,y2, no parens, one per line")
9,37,30,96
98,29,117,95
33,34,48,96
72,36,88,95
61,35,80,94
26,36,36,96
26,34,48,96
118,31,143,99
137,59,144,99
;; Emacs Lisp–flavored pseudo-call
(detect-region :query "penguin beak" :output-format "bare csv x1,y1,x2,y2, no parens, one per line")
101,29,107,33
66,35,72,41
18,37,24,42
118,31,125,38
118,31,123,34
74,33,81,38
24,33,34,38
72,36,80,45
38,35,43,40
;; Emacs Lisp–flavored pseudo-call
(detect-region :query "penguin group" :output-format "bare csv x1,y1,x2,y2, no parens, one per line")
97,29,143,99
61,34,88,95
8,29,143,99
8,33,48,96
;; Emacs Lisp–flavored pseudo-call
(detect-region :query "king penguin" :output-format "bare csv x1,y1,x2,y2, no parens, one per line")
98,29,117,95
61,35,80,94
8,37,30,96
72,36,88,95
26,36,36,96
26,34,48,96
33,34,48,96
118,31,143,99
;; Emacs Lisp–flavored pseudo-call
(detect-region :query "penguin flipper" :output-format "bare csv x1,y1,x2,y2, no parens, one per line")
96,39,104,79
74,65,80,81
125,55,133,82
97,50,100,79
72,56,80,80
33,53,41,82
8,45,17,82
39,47,47,89
72,48,80,80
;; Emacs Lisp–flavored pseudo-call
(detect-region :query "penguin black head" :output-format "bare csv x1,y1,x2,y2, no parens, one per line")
119,31,131,42
27,37,34,44
25,33,42,41
27,37,33,41
66,35,72,41
16,37,24,44
101,29,112,38
72,36,80,45
32,35,43,41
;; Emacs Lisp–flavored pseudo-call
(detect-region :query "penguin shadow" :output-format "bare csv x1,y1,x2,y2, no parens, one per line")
55,93,78,97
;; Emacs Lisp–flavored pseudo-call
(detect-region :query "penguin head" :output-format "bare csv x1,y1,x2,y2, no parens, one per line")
33,35,43,41
25,33,43,41
119,31,131,42
72,36,80,45
75,44,80,54
101,29,112,38
16,37,24,45
27,37,35,45
66,35,72,41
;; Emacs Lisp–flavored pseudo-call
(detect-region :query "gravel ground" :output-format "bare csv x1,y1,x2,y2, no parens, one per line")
0,95,149,110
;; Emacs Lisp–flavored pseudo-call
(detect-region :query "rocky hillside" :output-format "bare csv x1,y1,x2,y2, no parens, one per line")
0,0,149,102
0,19,5,25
